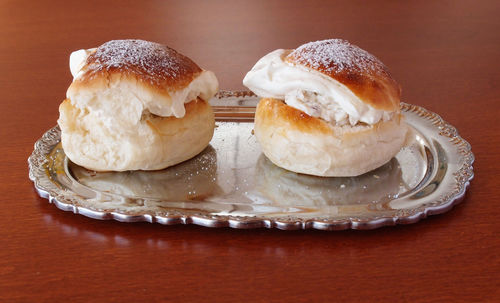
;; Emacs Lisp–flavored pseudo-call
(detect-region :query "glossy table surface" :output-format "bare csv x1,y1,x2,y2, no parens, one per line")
1,0,499,301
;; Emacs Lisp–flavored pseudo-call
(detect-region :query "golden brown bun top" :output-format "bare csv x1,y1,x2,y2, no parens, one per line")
257,98,334,135
75,39,202,91
285,39,401,111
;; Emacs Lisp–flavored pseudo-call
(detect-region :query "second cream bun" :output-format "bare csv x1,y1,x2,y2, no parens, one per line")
58,39,219,171
244,39,408,177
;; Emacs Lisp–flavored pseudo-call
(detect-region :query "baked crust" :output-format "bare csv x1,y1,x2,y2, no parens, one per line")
256,98,340,135
69,39,202,97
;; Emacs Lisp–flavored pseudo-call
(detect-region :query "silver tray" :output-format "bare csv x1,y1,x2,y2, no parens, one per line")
29,91,474,230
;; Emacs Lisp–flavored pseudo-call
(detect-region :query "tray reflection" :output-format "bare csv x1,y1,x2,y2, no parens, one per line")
68,144,404,217
69,145,219,201
249,155,403,207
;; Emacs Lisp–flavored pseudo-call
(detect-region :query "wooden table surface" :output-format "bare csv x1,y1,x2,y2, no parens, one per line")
1,0,499,301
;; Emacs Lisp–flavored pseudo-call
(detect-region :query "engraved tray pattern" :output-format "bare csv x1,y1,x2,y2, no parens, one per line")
28,91,474,230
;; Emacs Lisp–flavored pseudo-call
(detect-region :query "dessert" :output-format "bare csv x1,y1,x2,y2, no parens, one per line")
243,39,407,176
58,39,219,171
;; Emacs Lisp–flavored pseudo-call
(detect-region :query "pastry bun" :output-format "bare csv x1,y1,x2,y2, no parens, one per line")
244,39,407,176
59,97,214,171
255,98,406,176
58,39,219,171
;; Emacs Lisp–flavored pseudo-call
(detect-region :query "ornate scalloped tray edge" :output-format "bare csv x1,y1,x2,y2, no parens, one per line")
28,90,474,230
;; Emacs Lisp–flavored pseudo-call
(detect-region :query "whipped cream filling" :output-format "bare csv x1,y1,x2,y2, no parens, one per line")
243,49,393,126
70,48,97,79
68,48,218,119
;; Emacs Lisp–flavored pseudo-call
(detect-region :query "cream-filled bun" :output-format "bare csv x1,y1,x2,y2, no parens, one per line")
58,39,219,171
243,39,407,177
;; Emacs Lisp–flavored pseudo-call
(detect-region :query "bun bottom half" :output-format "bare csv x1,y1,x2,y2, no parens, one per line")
58,98,214,171
254,98,408,177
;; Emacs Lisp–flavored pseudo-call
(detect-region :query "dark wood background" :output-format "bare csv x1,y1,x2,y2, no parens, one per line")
1,0,499,301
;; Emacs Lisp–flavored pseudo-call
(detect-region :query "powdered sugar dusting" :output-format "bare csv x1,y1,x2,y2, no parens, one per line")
287,39,389,76
83,39,202,87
